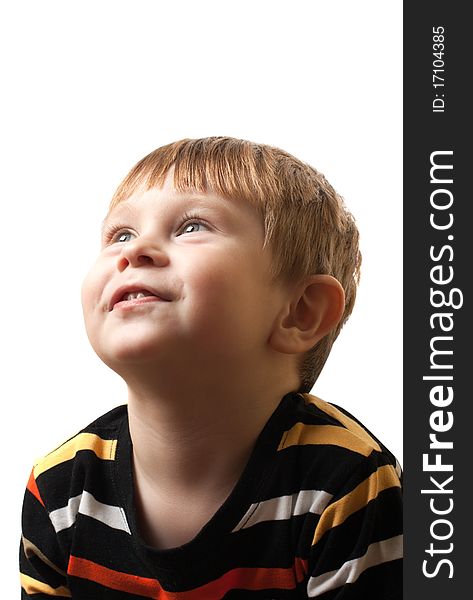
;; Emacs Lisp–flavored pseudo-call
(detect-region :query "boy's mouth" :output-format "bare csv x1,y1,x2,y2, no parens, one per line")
109,285,170,311
121,290,156,302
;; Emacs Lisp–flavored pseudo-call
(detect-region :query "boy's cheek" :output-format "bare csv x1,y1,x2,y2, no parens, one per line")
81,268,106,313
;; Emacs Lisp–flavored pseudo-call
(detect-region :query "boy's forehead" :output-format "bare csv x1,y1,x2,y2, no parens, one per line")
108,186,228,213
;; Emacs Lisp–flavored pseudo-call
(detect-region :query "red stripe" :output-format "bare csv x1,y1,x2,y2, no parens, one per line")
27,469,44,507
68,556,161,598
294,556,308,581
177,559,308,599
68,555,308,599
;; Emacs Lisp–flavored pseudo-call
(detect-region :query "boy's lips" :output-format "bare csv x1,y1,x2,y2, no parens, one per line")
109,284,171,311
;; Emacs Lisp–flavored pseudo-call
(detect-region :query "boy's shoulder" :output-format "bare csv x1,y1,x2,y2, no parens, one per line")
33,405,128,471
292,394,383,451
263,393,403,528
28,405,128,508
286,393,401,477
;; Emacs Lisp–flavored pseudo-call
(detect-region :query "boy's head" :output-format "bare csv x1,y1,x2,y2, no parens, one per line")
84,137,360,393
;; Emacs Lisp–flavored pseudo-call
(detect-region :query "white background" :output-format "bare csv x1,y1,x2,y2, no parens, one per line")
1,1,402,592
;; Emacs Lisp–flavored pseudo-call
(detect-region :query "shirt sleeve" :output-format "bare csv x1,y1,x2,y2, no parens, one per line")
305,452,403,599
20,469,71,599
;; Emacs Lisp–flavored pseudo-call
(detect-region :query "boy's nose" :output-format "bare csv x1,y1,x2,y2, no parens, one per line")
116,239,169,271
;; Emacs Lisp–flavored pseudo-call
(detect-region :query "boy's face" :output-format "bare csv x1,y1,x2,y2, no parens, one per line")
81,170,288,378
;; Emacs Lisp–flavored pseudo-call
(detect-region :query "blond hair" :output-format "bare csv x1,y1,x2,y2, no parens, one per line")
108,137,361,391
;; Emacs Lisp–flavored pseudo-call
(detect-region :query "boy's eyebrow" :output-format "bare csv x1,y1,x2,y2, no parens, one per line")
100,193,233,236
101,202,136,236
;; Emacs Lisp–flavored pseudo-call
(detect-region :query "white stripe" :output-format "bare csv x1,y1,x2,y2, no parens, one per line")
307,534,403,597
232,489,333,532
79,491,131,534
49,494,82,533
49,491,131,534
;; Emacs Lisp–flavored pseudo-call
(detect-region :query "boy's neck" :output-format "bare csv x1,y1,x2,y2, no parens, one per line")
127,367,293,494
124,363,294,541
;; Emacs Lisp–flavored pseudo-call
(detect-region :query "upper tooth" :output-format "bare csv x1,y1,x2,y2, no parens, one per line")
124,291,153,301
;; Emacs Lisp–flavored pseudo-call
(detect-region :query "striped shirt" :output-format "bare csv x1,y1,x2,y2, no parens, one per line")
20,392,402,598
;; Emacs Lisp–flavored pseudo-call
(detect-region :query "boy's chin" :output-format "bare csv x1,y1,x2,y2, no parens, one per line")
94,336,171,369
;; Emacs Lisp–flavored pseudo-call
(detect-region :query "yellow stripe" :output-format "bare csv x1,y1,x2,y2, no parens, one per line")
22,537,67,577
278,423,374,457
312,464,401,547
34,433,117,479
20,573,71,597
302,394,382,453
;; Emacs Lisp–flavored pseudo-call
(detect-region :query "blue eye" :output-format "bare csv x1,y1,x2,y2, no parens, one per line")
178,215,211,235
176,212,211,237
114,230,135,243
103,221,137,245
181,222,205,234
106,228,136,244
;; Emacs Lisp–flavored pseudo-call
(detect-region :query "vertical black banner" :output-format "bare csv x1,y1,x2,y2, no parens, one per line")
404,2,470,597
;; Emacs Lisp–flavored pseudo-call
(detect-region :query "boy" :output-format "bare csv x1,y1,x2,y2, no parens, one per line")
20,137,402,598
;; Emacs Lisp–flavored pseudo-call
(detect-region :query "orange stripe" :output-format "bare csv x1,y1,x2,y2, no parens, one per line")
180,562,307,599
20,573,71,597
302,394,382,452
68,556,161,598
278,423,374,457
294,556,309,582
312,464,401,547
26,469,44,506
34,433,117,479
68,555,308,599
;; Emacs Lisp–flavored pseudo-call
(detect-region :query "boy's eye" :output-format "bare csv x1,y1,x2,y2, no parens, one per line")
116,231,135,243
107,229,136,244
178,220,209,235
182,223,202,234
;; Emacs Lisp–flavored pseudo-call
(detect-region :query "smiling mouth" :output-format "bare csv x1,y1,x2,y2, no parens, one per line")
110,288,170,311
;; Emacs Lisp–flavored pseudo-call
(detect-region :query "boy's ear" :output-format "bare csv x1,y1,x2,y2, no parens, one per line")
269,275,345,355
